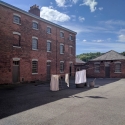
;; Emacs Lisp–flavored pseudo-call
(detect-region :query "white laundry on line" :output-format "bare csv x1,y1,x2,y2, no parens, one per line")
50,75,59,91
65,73,69,87
75,70,86,84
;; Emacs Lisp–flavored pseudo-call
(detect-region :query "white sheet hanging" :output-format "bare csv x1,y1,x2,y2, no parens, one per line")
50,75,59,91
65,73,69,87
75,70,86,84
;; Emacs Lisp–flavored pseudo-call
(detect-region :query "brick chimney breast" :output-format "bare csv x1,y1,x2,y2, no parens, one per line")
29,4,40,17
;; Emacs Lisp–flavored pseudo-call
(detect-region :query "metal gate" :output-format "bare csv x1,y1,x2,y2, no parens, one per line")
13,61,19,83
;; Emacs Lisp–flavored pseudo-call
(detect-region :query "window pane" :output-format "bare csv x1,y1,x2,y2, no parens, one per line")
47,27,51,33
60,45,64,54
13,15,20,24
33,22,38,29
60,62,64,72
32,38,38,49
95,64,100,72
60,32,64,37
115,64,121,72
32,61,38,73
47,42,51,51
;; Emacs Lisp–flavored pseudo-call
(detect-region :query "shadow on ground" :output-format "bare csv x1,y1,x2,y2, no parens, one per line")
0,78,121,119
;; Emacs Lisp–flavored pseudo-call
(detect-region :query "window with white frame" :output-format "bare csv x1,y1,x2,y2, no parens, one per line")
60,31,64,38
60,44,64,54
32,60,38,73
13,14,21,24
47,40,51,52
32,37,38,50
69,34,73,41
60,61,64,73
69,46,73,55
32,21,38,29
115,63,121,72
94,64,100,72
47,27,51,34
13,32,21,47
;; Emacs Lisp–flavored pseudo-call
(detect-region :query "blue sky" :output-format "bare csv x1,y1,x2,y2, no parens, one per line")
2,0,125,55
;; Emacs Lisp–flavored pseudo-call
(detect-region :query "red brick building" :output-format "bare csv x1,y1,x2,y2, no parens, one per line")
86,50,125,78
0,1,77,84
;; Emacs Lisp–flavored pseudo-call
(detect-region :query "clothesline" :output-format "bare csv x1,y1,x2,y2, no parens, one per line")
51,65,103,76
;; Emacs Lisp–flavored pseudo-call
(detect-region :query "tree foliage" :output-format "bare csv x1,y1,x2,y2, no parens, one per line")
77,51,125,62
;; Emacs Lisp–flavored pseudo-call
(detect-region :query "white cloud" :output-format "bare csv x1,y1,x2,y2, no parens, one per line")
99,7,103,10
40,7,70,22
79,16,85,22
100,20,125,26
92,40,104,42
83,39,87,42
72,0,79,4
80,0,98,12
118,34,125,42
55,0,79,7
55,0,66,7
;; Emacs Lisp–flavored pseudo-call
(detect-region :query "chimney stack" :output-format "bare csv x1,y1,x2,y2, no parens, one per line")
29,4,40,17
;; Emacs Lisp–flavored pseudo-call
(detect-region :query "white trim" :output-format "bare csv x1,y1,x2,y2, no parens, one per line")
13,46,21,48
60,61,64,63
60,30,64,33
13,32,21,35
32,20,38,23
32,59,38,61
114,61,121,64
13,13,21,17
47,26,51,28
13,58,20,61
69,61,73,63
60,43,64,45
32,36,38,39
32,73,38,75
47,60,51,62
32,49,38,51
69,45,73,47
47,40,51,43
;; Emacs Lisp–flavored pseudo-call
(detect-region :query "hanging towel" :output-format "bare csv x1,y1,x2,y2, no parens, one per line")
75,70,86,84
65,73,69,87
50,75,59,91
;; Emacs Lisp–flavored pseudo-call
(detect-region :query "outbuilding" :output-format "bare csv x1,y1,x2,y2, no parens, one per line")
87,50,125,78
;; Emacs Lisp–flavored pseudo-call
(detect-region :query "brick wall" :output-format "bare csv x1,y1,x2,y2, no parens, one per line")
0,4,76,84
86,60,125,78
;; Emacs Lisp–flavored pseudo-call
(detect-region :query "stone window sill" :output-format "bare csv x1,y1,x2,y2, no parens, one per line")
114,72,122,73
13,22,21,25
32,28,39,30
32,73,38,75
13,46,21,48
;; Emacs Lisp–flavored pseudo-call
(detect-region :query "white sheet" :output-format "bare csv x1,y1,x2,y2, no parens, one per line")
50,75,59,91
75,70,86,84
65,73,69,87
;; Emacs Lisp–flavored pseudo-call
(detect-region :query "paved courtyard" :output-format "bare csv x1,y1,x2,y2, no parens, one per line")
0,78,125,125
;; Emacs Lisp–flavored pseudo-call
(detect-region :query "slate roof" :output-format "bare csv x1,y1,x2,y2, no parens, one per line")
0,1,76,34
76,58,86,63
90,50,125,61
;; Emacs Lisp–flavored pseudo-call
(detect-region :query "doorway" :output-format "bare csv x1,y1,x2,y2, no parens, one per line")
105,65,110,78
13,61,20,83
69,63,72,76
47,61,51,80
